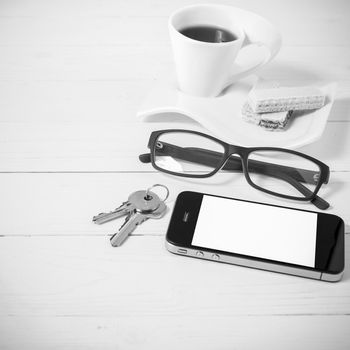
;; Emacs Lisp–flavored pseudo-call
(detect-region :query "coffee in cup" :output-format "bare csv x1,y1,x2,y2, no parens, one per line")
168,4,281,97
180,25,238,43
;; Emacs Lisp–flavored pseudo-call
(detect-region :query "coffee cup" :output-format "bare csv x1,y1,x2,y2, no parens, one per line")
169,4,281,97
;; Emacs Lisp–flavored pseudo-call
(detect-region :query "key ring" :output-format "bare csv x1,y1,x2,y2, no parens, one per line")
145,184,170,202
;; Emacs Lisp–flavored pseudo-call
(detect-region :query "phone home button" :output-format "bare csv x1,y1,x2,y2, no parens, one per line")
212,254,220,261
196,251,204,257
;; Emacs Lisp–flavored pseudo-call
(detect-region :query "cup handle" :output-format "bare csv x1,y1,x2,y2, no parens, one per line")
226,13,282,86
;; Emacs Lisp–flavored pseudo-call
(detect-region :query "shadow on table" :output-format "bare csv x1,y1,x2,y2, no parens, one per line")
300,117,349,162
141,112,201,124
340,233,350,281
319,181,345,207
259,61,334,84
328,97,350,122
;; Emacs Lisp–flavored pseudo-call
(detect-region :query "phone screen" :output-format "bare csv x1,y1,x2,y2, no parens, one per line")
191,195,318,267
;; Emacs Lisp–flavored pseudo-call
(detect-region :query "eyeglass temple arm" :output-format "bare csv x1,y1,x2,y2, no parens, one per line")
261,165,329,210
139,143,329,210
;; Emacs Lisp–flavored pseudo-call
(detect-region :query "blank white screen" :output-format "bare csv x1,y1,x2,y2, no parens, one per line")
191,196,318,267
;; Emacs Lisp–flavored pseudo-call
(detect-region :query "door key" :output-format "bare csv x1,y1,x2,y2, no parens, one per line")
93,184,169,247
110,201,167,247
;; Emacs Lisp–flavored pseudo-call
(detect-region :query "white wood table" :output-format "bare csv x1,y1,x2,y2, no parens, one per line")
0,1,349,349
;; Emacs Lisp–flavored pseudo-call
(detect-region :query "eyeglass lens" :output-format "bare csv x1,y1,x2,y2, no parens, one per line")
153,131,322,199
154,132,225,175
247,150,321,198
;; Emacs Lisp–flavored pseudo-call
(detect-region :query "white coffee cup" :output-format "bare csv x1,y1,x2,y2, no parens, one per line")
169,4,281,97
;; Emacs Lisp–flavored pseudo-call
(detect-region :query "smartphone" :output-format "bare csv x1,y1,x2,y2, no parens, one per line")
166,191,345,282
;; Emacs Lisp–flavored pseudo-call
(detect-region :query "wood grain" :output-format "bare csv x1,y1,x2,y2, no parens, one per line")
0,172,349,236
0,236,349,318
0,0,349,348
0,122,349,171
0,315,349,350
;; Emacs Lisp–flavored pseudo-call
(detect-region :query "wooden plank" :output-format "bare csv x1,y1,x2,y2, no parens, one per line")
0,172,349,236
0,80,151,122
0,122,350,172
0,77,348,123
0,0,348,46
0,0,347,19
0,236,349,318
0,46,349,83
0,315,349,350
0,1,349,349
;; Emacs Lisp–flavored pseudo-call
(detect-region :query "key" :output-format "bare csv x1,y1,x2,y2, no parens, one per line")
110,201,167,247
93,201,134,225
128,190,161,213
92,184,169,247
93,190,161,225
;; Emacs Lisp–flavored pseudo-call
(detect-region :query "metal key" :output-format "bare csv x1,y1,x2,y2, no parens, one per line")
110,201,167,247
93,201,134,224
93,190,161,225
93,184,169,247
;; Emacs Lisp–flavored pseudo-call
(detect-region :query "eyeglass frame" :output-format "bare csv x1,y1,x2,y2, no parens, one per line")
139,129,330,210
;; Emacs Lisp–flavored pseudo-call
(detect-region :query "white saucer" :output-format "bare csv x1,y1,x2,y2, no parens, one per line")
137,76,336,149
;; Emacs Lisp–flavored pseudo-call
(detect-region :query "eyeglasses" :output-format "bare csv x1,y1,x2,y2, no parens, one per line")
139,129,330,210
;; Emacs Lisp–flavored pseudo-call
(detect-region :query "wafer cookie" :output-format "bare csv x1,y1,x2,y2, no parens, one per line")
242,102,292,131
248,86,325,113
